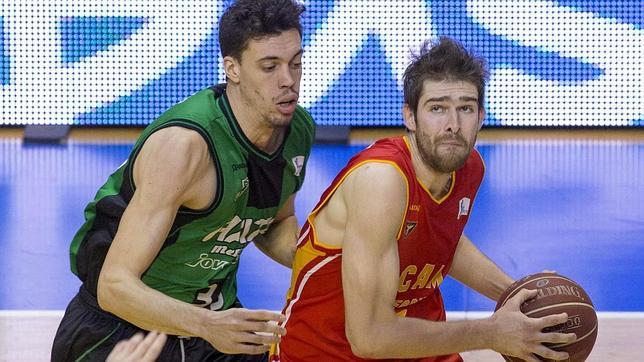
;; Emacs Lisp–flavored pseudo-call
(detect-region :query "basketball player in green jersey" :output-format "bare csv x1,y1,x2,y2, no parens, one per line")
51,1,314,360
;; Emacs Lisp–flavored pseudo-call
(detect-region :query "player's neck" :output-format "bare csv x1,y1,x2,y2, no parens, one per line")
420,166,452,200
407,135,453,199
226,87,285,154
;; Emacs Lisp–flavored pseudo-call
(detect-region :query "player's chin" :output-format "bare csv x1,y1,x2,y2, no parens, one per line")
436,154,468,173
269,114,295,128
438,145,466,157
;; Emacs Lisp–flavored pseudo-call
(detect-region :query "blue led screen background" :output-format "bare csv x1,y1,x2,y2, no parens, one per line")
0,0,642,127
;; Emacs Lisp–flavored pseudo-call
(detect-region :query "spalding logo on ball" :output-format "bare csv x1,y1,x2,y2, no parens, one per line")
495,272,598,362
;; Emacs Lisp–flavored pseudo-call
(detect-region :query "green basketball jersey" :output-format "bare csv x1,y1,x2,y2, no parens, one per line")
70,85,315,310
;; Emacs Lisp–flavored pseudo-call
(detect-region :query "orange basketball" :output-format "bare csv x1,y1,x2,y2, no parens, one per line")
495,272,598,362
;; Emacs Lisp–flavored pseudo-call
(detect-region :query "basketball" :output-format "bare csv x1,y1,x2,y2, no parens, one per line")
494,272,598,362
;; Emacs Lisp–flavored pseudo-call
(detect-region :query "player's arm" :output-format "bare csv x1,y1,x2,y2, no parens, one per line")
253,193,298,268
97,127,284,354
448,233,514,301
341,163,574,361
98,127,215,336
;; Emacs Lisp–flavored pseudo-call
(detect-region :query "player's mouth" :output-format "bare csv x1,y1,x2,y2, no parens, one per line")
438,138,466,148
439,140,464,147
276,97,298,115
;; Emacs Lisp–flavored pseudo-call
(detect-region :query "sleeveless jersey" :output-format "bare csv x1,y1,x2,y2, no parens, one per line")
69,84,315,311
274,136,484,362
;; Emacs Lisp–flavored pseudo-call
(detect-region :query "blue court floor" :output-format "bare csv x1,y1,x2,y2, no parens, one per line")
0,130,643,313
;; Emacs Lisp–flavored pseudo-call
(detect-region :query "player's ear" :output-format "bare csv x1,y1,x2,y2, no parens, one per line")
403,104,417,131
478,107,486,130
223,56,241,84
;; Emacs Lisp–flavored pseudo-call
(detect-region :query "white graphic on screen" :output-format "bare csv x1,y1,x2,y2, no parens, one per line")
298,0,433,108
468,0,643,126
0,0,217,125
0,0,642,126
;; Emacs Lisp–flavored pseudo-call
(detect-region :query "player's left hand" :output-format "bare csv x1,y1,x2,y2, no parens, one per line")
106,330,167,362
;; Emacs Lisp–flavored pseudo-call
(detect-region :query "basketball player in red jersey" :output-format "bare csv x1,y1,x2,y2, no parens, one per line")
271,37,576,362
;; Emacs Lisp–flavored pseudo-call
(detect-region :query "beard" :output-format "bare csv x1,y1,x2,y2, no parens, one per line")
416,130,475,174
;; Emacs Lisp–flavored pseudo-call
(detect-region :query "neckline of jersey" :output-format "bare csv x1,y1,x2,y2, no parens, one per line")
217,92,288,162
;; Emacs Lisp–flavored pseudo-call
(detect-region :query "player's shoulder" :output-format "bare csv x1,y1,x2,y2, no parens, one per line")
156,86,223,124
346,159,408,193
347,137,410,171
339,160,408,222
142,126,209,161
149,125,206,142
357,136,407,156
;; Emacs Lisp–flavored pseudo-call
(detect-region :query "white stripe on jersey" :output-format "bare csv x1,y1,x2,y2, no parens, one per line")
296,225,310,247
282,254,341,327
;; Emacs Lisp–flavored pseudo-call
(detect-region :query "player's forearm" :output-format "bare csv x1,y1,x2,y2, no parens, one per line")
97,271,209,337
255,215,298,267
349,316,496,359
450,234,513,300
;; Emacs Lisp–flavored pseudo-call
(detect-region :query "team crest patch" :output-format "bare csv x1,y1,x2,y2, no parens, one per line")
234,177,249,201
404,221,417,237
457,197,471,219
291,156,305,176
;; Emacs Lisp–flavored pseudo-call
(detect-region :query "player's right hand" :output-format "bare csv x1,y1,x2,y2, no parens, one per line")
489,289,577,362
202,308,286,354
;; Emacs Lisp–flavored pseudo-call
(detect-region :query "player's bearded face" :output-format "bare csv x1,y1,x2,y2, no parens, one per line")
415,122,476,173
409,80,482,174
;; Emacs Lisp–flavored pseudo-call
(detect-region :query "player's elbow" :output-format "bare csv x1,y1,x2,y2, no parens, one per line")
96,268,127,313
349,342,380,359
346,322,386,358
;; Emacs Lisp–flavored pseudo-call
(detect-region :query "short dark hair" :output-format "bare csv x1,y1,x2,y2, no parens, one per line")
403,36,488,113
219,0,305,61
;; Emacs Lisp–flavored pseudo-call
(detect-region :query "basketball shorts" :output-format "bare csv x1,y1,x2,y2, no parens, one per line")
51,286,267,362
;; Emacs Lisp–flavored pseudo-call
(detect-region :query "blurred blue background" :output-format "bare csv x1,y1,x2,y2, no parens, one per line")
1,137,642,311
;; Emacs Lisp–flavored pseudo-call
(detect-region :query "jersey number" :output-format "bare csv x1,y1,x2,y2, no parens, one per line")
194,281,224,311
